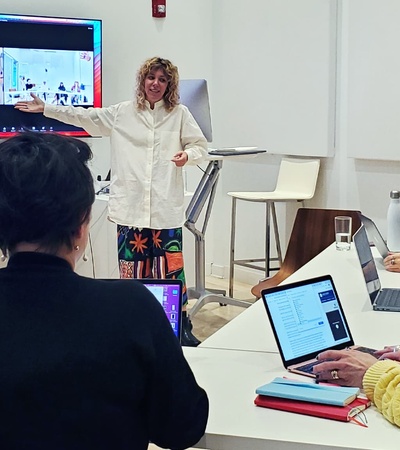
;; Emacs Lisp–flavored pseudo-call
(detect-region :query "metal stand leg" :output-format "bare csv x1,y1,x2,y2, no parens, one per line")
185,159,252,319
228,197,237,298
271,202,283,266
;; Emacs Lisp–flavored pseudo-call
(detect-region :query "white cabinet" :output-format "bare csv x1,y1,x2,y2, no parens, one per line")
75,195,119,279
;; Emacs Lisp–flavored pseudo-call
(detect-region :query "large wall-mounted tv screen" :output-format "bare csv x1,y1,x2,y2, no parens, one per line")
0,13,102,137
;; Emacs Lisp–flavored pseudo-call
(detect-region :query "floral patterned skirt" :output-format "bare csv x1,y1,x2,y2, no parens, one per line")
117,226,188,306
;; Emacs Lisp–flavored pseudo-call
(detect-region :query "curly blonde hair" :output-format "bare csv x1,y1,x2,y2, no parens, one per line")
135,57,179,112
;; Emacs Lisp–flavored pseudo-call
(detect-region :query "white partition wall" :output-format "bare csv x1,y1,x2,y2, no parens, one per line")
211,0,338,157
347,0,400,161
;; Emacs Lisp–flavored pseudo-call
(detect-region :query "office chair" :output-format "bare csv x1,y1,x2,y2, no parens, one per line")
251,207,362,298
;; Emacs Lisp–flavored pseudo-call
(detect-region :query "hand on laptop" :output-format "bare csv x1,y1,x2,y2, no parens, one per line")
313,349,378,387
384,252,400,272
374,345,400,361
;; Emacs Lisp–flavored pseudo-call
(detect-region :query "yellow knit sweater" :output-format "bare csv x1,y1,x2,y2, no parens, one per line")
363,360,400,426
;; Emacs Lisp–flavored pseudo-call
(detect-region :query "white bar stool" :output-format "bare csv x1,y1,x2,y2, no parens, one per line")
228,157,320,297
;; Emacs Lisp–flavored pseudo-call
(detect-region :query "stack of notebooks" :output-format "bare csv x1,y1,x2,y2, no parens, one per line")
254,377,370,425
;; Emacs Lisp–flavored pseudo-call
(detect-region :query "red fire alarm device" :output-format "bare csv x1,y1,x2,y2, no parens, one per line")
152,0,166,18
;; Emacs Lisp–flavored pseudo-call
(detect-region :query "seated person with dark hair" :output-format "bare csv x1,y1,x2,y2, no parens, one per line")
314,346,400,427
53,81,68,105
25,78,35,90
0,131,208,449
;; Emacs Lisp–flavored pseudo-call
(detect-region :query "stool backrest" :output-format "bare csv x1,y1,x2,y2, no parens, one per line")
251,207,361,298
275,158,320,199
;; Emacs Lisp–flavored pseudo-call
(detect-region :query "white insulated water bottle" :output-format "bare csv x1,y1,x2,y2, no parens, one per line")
387,190,400,252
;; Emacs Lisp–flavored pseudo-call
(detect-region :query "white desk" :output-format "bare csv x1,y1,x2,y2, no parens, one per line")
183,346,399,450
200,243,400,352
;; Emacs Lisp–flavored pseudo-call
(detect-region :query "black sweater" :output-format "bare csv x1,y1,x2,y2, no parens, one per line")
0,252,208,449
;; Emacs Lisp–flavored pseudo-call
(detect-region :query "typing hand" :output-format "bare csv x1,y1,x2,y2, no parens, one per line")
384,253,400,272
374,345,400,361
313,349,377,387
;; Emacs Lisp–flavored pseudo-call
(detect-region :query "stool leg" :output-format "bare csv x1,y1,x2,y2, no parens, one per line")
265,202,271,278
229,197,237,298
271,202,283,265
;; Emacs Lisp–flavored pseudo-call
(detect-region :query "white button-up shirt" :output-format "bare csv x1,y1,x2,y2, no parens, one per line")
44,100,208,229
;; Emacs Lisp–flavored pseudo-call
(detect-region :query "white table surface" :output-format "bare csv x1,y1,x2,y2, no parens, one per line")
183,346,400,450
200,243,400,352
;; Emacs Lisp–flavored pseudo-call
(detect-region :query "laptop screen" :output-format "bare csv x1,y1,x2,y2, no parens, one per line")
353,225,381,303
137,279,182,341
261,275,354,367
360,214,389,259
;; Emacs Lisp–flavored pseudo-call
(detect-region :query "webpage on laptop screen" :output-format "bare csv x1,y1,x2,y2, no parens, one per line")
266,280,351,360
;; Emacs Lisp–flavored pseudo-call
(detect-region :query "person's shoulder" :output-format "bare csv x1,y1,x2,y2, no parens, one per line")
107,100,137,115
80,277,152,301
112,100,135,109
176,103,189,113
77,276,168,319
87,277,164,309
176,103,195,120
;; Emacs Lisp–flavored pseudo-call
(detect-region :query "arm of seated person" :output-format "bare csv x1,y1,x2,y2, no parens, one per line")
314,348,400,427
363,360,400,426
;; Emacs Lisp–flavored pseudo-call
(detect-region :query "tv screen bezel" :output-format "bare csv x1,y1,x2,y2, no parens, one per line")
0,12,102,138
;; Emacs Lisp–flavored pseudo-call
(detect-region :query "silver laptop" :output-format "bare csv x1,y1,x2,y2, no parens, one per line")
360,214,389,259
261,275,375,378
354,225,400,311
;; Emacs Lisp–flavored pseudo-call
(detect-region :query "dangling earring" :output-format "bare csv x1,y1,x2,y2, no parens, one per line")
83,253,88,262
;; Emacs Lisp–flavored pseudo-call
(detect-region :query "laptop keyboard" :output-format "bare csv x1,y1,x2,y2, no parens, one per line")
377,289,400,307
295,360,321,374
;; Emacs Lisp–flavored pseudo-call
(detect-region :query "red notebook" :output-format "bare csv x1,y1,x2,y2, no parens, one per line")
254,394,371,424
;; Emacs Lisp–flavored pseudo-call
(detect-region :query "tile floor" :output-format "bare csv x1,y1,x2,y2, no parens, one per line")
149,276,255,450
188,277,256,342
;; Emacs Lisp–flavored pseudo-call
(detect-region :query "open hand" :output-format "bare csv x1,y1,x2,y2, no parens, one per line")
14,93,45,113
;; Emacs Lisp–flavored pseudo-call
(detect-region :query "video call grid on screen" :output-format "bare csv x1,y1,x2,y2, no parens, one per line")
264,278,351,361
0,13,102,137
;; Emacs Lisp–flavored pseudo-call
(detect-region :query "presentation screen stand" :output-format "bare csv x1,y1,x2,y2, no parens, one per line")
185,158,252,318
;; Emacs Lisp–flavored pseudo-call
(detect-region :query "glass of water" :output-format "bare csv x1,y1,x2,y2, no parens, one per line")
335,216,352,251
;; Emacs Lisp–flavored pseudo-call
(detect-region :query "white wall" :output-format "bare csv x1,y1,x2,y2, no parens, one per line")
2,0,400,289
209,0,400,287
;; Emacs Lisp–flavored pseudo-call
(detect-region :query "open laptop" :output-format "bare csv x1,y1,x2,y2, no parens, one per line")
261,275,375,378
360,214,389,258
354,225,400,311
136,279,182,342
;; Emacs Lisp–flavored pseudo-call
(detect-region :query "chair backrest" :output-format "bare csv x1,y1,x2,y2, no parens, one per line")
275,158,320,199
251,208,361,298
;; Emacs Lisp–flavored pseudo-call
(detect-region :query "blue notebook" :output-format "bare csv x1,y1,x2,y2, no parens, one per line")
256,377,360,406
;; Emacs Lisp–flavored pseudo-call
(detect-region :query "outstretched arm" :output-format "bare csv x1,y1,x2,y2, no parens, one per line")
14,93,45,113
